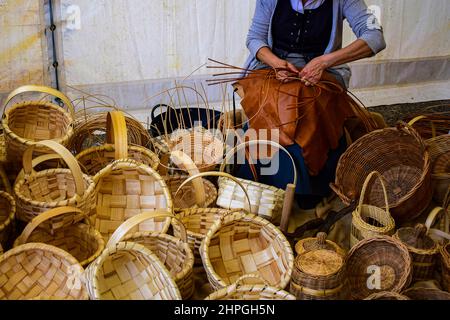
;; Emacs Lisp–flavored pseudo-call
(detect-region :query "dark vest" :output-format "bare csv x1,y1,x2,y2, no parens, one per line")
272,0,333,57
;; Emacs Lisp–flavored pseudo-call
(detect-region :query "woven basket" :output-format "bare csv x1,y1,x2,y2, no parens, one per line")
205,274,295,300
332,123,432,223
218,140,297,223
14,206,104,267
76,111,159,176
350,171,396,248
85,241,181,300
92,159,173,241
424,202,450,244
14,140,97,231
393,224,439,282
290,233,347,300
364,291,410,300
0,191,15,250
200,210,294,291
1,85,74,170
0,243,88,300
441,243,450,292
345,236,412,300
402,287,450,300
107,211,194,299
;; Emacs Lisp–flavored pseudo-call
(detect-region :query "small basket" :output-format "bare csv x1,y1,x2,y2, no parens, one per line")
200,210,294,291
218,140,297,223
93,159,173,241
85,242,181,300
14,206,105,267
441,243,450,292
402,287,450,300
364,291,410,300
332,123,432,223
0,191,15,250
345,236,412,300
0,243,88,300
205,274,295,300
14,140,97,230
350,171,396,248
76,111,159,176
393,224,439,282
107,211,195,300
290,233,347,300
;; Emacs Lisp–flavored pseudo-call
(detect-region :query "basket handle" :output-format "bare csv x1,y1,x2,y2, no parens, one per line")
175,171,252,212
408,115,437,138
219,139,298,187
170,150,206,206
106,111,128,160
15,206,84,245
106,210,185,247
2,85,75,118
396,121,427,153
15,153,62,186
358,171,390,213
233,274,268,288
22,140,85,196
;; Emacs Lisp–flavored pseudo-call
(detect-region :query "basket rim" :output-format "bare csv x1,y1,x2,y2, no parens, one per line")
352,206,396,233
218,175,286,195
294,236,346,257
0,191,15,233
205,283,296,300
393,228,439,256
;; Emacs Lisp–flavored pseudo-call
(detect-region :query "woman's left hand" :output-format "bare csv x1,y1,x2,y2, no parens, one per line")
299,56,330,86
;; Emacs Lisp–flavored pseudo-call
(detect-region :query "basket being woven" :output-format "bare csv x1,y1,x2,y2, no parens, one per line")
14,207,105,267
0,243,88,300
350,171,396,248
85,242,181,300
345,236,412,300
0,191,15,250
107,211,195,300
332,123,432,223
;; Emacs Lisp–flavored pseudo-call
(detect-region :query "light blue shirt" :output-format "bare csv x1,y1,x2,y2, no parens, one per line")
290,0,325,13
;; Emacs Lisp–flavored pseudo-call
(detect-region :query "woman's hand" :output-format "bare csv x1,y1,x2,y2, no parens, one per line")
299,56,330,86
272,60,300,83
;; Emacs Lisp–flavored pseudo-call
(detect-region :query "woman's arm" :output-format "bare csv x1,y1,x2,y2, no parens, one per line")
257,47,300,82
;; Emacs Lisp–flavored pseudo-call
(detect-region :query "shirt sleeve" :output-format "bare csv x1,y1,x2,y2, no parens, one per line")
246,0,274,59
343,0,387,55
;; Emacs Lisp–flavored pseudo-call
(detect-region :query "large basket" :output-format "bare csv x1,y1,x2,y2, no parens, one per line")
1,85,74,169
107,211,194,300
0,191,15,250
76,111,159,176
14,140,97,231
14,207,104,267
290,233,347,300
205,274,295,300
345,236,412,300
218,140,297,223
85,242,181,300
441,243,450,292
92,159,173,241
402,287,450,300
0,243,88,300
200,210,294,291
393,224,439,282
350,171,396,248
332,123,432,223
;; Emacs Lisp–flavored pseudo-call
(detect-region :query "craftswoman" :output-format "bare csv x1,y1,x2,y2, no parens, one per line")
237,0,386,210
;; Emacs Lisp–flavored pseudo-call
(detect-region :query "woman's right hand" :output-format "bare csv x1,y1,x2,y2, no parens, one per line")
272,60,300,83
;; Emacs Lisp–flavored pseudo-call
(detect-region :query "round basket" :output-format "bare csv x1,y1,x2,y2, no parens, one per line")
107,211,194,300
441,243,450,292
393,224,439,282
218,140,297,223
76,111,159,176
1,85,74,169
364,291,410,300
14,140,97,231
350,171,396,248
85,241,181,300
200,210,294,291
402,287,450,300
92,159,173,241
332,123,432,223
290,233,347,300
205,274,295,300
0,191,15,249
0,243,88,300
14,207,105,267
345,236,412,300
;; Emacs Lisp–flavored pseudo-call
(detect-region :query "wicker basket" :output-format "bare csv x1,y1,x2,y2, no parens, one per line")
424,202,450,245
14,140,97,231
218,140,297,223
0,243,88,300
441,243,450,292
205,274,295,300
290,233,347,300
92,159,173,241
332,123,432,223
350,171,396,248
364,291,410,300
85,241,181,300
14,206,104,267
0,191,15,250
1,85,74,170
200,210,294,291
393,224,439,282
402,287,450,300
107,211,195,299
76,111,159,176
345,236,412,300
